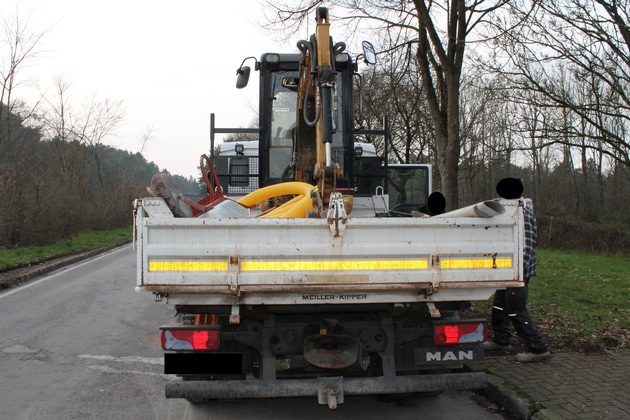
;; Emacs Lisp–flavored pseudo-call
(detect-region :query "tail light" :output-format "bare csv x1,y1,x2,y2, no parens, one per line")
160,327,220,351
434,321,487,345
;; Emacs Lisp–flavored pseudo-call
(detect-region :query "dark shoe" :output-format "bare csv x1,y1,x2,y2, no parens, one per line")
515,351,551,363
481,341,512,351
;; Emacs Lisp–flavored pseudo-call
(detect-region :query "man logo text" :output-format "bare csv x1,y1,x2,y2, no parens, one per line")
425,350,474,362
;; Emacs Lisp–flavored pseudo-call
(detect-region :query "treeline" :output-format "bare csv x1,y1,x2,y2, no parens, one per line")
267,1,629,254
0,105,143,246
0,105,201,248
345,0,630,255
3,1,628,256
0,10,201,249
359,66,630,255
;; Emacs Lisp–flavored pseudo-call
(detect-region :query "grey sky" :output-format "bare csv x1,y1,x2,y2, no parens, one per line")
3,0,289,178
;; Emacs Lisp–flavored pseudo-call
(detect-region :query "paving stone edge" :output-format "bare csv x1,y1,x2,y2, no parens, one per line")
483,374,538,420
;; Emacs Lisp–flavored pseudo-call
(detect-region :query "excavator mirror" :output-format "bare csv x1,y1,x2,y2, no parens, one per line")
362,41,377,65
236,66,251,89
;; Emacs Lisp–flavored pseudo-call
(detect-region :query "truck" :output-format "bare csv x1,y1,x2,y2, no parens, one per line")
134,7,525,408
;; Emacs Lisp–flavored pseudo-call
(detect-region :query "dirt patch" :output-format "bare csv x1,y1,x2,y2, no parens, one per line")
463,308,628,353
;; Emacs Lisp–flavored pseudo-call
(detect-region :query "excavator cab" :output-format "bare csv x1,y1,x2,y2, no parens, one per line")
211,10,435,217
253,52,357,190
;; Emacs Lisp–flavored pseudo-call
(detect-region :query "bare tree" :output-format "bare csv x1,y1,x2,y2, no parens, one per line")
359,50,435,165
72,96,125,191
0,8,43,170
0,8,47,246
265,0,509,209
458,72,516,202
483,0,630,169
0,9,45,134
41,77,125,190
38,75,126,232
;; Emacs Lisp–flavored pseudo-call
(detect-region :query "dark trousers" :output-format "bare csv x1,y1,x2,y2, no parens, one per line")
491,283,548,353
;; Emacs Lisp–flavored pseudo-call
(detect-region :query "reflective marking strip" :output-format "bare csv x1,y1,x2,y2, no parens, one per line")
241,260,428,271
149,259,510,271
441,258,512,269
149,261,228,271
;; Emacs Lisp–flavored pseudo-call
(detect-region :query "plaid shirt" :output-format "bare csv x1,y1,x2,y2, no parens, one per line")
523,198,537,280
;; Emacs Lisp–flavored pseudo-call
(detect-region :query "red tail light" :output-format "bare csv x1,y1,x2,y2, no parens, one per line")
434,322,487,345
160,328,220,351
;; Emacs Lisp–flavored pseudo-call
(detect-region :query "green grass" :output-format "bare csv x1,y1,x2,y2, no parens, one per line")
0,227,132,272
471,248,630,350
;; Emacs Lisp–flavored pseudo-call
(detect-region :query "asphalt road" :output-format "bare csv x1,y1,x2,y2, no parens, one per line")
0,246,504,420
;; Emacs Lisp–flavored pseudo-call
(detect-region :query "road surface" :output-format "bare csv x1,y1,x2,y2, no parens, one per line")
0,246,505,419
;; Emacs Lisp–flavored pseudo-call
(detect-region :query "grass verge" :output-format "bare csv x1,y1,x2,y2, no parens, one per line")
0,227,132,272
470,248,630,351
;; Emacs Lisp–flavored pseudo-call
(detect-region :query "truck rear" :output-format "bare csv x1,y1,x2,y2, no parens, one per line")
134,7,525,408
135,195,523,407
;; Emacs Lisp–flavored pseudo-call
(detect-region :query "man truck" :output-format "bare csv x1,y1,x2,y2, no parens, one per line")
134,7,525,408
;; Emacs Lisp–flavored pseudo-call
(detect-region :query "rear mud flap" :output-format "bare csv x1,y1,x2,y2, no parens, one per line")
166,372,487,409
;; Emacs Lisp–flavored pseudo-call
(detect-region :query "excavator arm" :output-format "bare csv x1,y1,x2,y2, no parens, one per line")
295,7,343,211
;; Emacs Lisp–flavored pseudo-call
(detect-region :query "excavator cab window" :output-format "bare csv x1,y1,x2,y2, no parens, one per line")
266,70,346,183
270,72,298,179
386,165,431,216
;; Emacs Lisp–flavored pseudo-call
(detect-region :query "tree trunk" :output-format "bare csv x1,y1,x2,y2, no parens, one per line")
414,0,466,210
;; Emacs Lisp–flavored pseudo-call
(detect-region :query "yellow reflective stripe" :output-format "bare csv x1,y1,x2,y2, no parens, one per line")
441,258,512,269
242,260,428,271
149,261,228,271
149,259,511,271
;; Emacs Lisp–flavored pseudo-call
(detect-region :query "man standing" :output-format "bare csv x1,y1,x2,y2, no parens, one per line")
483,188,551,362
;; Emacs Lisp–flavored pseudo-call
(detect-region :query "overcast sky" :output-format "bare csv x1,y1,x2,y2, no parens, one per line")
2,1,300,178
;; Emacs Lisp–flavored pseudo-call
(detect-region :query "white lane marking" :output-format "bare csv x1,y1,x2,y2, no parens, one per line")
78,354,163,366
0,245,130,300
78,353,177,379
2,344,39,354
85,364,168,378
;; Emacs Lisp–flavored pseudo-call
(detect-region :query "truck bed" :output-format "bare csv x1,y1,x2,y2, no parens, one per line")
134,197,524,306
